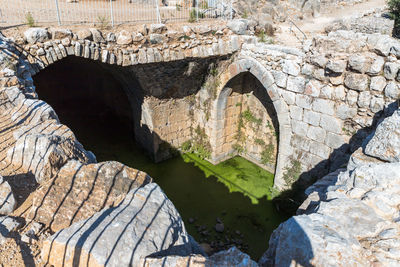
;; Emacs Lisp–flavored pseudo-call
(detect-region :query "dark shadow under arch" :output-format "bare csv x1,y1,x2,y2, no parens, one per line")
32,56,140,158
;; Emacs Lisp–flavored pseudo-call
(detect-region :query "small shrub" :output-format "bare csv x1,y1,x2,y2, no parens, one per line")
176,4,181,11
389,0,400,26
97,15,109,30
25,12,35,27
242,10,248,19
258,29,267,43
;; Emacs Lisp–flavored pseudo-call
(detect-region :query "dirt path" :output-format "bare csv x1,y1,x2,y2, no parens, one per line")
275,0,388,47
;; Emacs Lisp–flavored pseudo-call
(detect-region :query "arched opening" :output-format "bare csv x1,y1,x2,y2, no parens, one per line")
213,72,279,173
33,56,140,160
32,57,288,260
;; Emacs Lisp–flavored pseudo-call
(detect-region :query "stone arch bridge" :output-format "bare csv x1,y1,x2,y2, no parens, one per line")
1,26,398,189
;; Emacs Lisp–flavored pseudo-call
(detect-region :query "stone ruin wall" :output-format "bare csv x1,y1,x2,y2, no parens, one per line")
5,24,400,189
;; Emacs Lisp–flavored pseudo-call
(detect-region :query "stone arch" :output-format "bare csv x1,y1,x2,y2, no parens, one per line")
209,57,291,189
31,55,153,158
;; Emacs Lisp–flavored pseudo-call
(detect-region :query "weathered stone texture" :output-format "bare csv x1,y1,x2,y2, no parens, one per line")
28,160,152,232
41,183,200,267
365,109,400,162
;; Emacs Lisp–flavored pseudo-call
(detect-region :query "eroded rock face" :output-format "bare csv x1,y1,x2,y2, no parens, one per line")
365,109,400,162
261,108,400,266
7,133,95,184
28,160,152,232
41,183,199,267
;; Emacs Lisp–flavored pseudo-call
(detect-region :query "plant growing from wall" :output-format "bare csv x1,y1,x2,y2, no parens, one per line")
261,143,275,165
232,143,244,154
181,126,211,159
254,138,265,146
242,109,262,125
282,158,301,187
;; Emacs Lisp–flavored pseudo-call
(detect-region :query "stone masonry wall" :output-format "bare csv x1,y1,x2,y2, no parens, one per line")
6,24,400,189
217,30,400,188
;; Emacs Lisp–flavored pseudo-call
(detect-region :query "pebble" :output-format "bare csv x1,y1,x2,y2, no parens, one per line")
215,223,224,233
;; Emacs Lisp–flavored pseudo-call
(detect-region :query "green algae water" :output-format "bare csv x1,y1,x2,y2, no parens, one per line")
60,111,288,260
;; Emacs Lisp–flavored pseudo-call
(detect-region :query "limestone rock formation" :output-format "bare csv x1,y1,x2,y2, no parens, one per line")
7,133,96,184
365,109,400,162
227,19,248,35
23,28,49,44
140,246,257,267
0,176,16,215
261,108,400,266
28,160,152,232
41,183,200,267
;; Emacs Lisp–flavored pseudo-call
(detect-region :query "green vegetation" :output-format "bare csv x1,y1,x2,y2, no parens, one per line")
176,4,181,11
182,154,275,204
204,66,220,99
25,12,35,27
388,0,400,31
232,143,245,154
254,138,265,146
242,109,262,125
189,9,204,23
242,10,249,19
97,15,109,30
258,29,267,43
282,159,301,187
342,126,356,136
181,126,211,159
261,143,275,165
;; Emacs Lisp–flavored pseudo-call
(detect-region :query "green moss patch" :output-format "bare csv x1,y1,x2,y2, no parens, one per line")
182,153,274,204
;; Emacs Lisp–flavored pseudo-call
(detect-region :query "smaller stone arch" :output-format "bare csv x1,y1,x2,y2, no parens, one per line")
209,57,292,189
